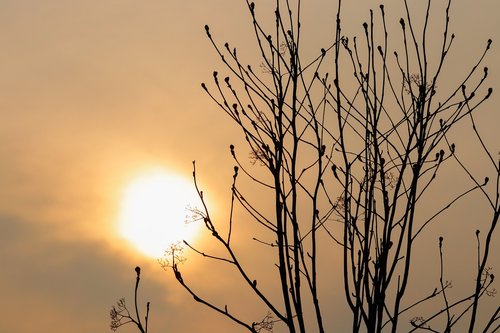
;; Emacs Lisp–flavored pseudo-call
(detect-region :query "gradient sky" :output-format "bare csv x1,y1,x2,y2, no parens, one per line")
0,1,498,332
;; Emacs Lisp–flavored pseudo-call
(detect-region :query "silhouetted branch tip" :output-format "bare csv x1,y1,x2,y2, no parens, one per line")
486,87,493,98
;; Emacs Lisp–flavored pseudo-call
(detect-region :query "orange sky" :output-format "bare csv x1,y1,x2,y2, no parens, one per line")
0,1,498,332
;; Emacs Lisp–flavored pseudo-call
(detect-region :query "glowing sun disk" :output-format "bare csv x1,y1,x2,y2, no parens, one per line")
119,170,200,258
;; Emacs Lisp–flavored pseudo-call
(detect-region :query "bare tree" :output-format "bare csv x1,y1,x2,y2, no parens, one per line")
166,0,500,333
110,266,151,333
160,0,497,332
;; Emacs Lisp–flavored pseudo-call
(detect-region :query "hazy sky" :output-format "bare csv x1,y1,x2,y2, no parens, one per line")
0,1,498,332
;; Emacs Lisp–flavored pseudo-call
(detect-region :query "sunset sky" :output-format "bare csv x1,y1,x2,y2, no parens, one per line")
0,1,498,332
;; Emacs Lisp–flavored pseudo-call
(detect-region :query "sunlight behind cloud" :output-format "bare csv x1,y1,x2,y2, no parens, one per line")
118,169,201,258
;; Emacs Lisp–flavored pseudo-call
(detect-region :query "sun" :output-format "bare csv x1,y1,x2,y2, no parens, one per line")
118,169,201,258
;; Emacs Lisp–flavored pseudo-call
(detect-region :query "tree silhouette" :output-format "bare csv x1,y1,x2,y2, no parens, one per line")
110,266,150,333
166,0,498,332
110,0,498,332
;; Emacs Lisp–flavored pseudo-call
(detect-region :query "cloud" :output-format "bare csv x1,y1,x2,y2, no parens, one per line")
0,215,168,332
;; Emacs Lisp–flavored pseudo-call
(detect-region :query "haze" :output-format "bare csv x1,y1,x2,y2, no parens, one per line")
0,1,498,332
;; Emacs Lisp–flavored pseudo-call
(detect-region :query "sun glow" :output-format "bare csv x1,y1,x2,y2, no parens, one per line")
118,170,201,258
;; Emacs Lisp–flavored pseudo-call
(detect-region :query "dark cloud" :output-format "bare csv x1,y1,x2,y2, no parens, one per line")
0,215,169,332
